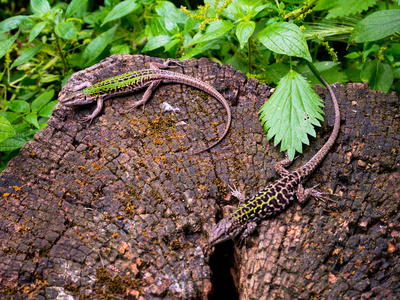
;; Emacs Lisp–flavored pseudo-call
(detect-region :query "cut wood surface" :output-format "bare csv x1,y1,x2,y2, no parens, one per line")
0,54,399,299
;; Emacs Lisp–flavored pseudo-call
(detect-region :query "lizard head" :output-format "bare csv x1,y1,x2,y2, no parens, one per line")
209,217,242,245
59,90,92,107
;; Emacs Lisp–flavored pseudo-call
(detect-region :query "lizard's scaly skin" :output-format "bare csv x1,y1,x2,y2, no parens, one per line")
209,76,340,246
60,62,231,154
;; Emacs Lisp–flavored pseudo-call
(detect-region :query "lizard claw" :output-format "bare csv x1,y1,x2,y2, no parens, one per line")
228,184,246,203
79,115,94,123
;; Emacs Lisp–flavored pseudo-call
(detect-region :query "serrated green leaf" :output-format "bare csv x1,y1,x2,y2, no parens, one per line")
360,59,394,93
264,62,291,85
38,100,57,117
82,25,117,65
65,0,88,18
327,0,377,19
257,22,312,62
31,89,54,112
6,100,30,114
29,22,46,43
236,21,255,49
0,115,16,143
30,0,51,14
101,0,139,26
0,137,28,152
24,111,40,129
142,35,171,52
0,30,19,60
259,70,324,160
0,16,34,33
11,44,43,68
55,22,77,40
349,10,400,43
188,20,234,46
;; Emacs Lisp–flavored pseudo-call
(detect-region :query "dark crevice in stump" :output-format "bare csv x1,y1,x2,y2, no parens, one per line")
209,240,238,300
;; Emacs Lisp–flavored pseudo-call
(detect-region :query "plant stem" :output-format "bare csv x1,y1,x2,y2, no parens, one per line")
304,59,326,87
248,38,252,74
55,34,68,74
284,0,318,20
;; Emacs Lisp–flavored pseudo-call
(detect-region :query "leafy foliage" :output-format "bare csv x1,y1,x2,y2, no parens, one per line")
0,0,399,168
259,70,324,159
326,0,378,19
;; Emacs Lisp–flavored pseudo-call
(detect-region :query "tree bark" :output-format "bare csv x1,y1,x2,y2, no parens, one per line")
0,54,398,299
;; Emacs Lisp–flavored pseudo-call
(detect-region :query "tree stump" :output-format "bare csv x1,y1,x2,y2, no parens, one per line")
0,54,399,299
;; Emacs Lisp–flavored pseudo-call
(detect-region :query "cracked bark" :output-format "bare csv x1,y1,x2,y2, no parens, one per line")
0,54,399,299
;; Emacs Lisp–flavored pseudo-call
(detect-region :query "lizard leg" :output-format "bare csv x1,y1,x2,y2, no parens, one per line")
237,221,257,247
123,80,162,113
274,154,299,176
296,183,334,203
148,59,184,70
228,184,246,203
80,97,104,123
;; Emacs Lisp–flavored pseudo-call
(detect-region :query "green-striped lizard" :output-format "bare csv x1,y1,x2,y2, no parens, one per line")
209,76,340,246
59,59,231,154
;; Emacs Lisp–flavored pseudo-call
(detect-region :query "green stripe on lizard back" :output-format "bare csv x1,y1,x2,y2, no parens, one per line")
82,69,156,96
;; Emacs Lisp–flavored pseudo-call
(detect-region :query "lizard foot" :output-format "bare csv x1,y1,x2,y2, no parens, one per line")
228,184,246,203
307,184,338,203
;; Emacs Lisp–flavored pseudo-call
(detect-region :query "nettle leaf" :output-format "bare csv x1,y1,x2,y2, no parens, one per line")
236,20,255,49
257,22,312,62
361,59,394,93
55,22,77,40
101,0,139,26
259,70,324,160
0,115,16,143
0,30,19,60
65,0,89,18
349,10,400,43
188,20,234,46
264,62,291,85
82,25,117,65
327,0,377,19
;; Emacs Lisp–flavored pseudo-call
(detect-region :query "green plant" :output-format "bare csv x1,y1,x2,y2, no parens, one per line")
0,0,399,169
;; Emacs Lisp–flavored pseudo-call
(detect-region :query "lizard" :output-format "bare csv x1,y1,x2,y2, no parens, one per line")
59,59,231,154
209,76,340,246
